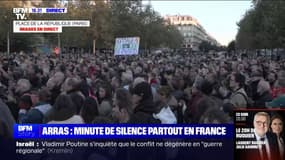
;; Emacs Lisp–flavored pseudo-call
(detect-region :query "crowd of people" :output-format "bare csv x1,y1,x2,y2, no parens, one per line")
0,50,285,140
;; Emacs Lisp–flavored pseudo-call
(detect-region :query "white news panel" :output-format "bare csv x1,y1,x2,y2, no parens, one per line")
13,20,90,33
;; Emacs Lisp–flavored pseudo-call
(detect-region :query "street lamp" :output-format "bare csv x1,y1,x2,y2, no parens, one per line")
4,15,10,55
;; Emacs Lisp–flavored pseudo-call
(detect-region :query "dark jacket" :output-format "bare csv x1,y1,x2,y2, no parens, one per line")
0,99,15,139
50,85,61,105
19,102,52,124
129,99,160,124
254,91,273,108
249,79,261,101
184,92,204,123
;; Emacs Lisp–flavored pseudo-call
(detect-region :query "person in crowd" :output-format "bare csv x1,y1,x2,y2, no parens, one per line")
184,79,214,123
46,71,65,105
110,75,122,92
97,83,113,117
111,88,133,123
7,79,35,121
248,65,264,101
132,76,160,103
14,79,32,99
26,64,42,90
80,97,99,123
45,94,84,124
0,97,15,139
267,71,278,89
61,77,85,114
193,96,219,123
19,88,52,123
228,73,248,108
254,80,272,108
154,86,177,124
129,82,161,123
266,95,285,108
121,70,133,90
199,108,231,124
272,71,285,98
270,114,284,160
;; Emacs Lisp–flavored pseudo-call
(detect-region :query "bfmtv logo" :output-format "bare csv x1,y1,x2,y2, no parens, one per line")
18,125,33,132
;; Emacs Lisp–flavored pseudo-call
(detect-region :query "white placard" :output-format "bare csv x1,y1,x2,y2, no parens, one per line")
114,37,140,55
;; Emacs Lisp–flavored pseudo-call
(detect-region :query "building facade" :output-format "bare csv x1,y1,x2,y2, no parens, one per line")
164,15,220,51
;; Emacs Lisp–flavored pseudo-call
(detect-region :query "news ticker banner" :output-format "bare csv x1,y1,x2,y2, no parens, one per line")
13,8,67,14
14,124,233,139
12,7,90,33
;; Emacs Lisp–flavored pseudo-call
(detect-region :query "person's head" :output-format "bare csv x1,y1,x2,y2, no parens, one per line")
18,95,33,109
47,71,65,90
60,77,81,93
133,77,145,88
199,108,231,124
38,87,51,103
157,86,172,103
270,114,283,137
134,66,142,75
191,76,203,95
251,65,263,77
98,83,112,100
112,88,133,123
267,71,278,86
223,102,235,119
15,79,31,95
257,80,271,95
199,79,214,95
194,97,218,123
69,91,85,114
229,73,245,90
253,112,270,137
121,70,133,85
26,64,38,75
205,71,217,84
131,82,153,106
80,97,99,123
46,94,76,122
219,66,228,77
237,63,245,72
111,76,121,90
277,70,285,87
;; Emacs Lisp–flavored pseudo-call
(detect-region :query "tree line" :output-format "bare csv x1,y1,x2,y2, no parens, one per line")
236,0,285,50
0,0,183,53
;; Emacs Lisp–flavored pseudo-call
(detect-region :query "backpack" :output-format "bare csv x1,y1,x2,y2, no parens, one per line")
236,92,253,108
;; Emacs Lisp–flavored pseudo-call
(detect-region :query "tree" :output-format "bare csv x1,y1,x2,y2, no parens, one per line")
199,41,211,52
236,0,285,49
164,25,183,48
0,0,185,52
227,40,236,52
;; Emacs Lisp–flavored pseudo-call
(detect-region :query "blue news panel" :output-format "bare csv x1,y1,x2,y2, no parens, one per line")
14,124,233,139
11,124,234,160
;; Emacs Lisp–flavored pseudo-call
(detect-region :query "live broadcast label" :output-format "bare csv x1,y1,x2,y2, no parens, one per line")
14,124,233,139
